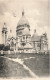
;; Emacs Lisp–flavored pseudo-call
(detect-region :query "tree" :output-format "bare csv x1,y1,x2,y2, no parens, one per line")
0,44,4,50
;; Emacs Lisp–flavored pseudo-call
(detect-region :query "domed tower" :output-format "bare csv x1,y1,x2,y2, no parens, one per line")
16,10,31,45
16,10,30,36
2,23,7,45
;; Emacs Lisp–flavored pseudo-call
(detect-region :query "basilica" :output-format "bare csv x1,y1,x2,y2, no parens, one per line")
2,11,48,53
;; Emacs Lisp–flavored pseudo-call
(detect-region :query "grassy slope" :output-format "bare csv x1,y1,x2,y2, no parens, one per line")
0,57,32,78
0,53,49,78
24,54,49,77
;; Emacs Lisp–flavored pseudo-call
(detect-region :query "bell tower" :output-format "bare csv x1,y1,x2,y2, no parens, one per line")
2,23,7,45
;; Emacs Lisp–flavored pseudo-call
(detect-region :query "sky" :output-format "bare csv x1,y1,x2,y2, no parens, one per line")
0,0,50,49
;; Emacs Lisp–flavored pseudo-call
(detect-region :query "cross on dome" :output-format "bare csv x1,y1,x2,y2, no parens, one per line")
4,22,6,25
22,9,24,16
34,29,36,33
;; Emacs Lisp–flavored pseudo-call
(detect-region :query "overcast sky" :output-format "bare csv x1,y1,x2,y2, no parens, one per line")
0,0,50,49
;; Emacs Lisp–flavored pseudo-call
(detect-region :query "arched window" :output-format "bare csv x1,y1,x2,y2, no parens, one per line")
11,41,14,47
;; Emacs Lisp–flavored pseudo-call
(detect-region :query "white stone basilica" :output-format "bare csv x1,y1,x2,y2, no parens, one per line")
2,11,48,53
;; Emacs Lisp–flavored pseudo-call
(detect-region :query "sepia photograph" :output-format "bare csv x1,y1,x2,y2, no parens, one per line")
0,0,50,80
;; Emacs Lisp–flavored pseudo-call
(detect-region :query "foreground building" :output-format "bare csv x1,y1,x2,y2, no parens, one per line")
2,11,48,53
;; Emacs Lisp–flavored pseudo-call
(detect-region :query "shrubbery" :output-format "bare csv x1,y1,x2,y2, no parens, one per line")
0,44,10,51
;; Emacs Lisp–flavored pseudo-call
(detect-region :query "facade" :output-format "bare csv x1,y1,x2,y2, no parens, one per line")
2,11,48,53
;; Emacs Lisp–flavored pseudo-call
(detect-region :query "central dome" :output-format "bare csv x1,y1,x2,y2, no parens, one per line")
16,10,30,36
17,10,30,27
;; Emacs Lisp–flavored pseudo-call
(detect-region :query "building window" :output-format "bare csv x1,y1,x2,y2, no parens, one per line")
37,43,40,47
11,41,14,47
23,36,25,40
26,36,28,39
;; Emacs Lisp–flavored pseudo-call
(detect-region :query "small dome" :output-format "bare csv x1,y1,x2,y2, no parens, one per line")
17,10,29,27
3,22,7,29
2,22,7,33
32,29,41,41
2,23,7,30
